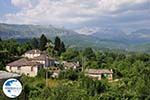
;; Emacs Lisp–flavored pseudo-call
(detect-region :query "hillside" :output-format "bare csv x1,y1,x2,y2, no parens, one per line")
0,23,149,52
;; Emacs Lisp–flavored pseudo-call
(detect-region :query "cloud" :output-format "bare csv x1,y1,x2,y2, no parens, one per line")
1,0,150,30
11,0,34,9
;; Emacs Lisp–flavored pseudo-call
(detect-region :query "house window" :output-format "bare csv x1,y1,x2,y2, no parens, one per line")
17,66,21,70
31,67,34,71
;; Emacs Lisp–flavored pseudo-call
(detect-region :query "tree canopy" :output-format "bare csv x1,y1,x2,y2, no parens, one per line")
39,34,48,51
54,36,66,56
31,37,39,49
83,47,96,60
0,37,150,100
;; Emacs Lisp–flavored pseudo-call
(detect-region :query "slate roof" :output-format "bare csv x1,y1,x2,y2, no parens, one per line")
7,58,42,67
85,69,113,74
62,61,80,68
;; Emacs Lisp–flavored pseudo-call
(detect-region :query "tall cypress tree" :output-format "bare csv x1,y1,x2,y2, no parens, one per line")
39,34,47,51
54,36,61,51
60,41,66,53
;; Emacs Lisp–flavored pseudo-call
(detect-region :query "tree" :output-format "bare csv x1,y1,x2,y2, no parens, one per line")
59,69,78,81
4,39,19,55
61,48,79,60
39,34,47,51
83,47,96,60
47,47,54,57
23,84,30,100
31,38,39,49
54,36,61,51
0,37,2,41
60,41,66,53
17,42,32,55
37,68,47,78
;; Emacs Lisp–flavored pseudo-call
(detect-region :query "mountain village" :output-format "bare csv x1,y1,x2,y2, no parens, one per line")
0,49,113,83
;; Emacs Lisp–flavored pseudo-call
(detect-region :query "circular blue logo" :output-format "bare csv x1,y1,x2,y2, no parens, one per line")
3,78,22,98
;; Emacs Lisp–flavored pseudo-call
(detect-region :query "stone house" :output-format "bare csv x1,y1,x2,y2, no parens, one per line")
23,49,55,67
31,54,55,68
6,58,43,77
62,61,80,69
6,49,55,77
23,49,41,59
85,69,113,80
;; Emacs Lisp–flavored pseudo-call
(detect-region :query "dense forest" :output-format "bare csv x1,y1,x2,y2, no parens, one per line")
0,35,150,100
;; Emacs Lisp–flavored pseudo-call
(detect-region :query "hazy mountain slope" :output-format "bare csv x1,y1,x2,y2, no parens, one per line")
0,23,128,49
76,27,150,44
0,23,77,39
0,23,149,52
128,43,150,53
127,29,150,44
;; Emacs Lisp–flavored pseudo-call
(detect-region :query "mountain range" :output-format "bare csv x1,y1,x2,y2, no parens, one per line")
0,23,149,52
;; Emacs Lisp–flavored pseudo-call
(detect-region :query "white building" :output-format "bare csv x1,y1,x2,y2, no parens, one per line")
6,49,55,77
6,58,43,77
23,49,41,59
62,61,80,69
85,69,113,80
23,49,55,68
31,54,55,67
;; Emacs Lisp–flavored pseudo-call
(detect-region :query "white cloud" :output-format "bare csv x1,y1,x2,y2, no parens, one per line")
2,0,150,30
11,0,33,9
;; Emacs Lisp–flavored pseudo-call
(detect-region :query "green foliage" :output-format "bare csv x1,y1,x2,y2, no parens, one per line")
0,39,19,55
0,39,32,69
54,36,61,51
37,68,47,78
59,69,78,81
37,68,52,78
17,42,32,55
61,48,79,61
46,46,54,57
0,38,150,99
54,36,66,55
60,41,66,53
79,76,106,96
31,37,39,49
39,34,47,51
83,47,96,60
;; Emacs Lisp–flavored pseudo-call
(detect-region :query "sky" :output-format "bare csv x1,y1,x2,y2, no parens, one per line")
0,0,150,31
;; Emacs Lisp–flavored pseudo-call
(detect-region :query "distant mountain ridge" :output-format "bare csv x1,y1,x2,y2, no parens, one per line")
0,23,149,53
76,27,150,44
129,29,150,40
0,23,77,39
